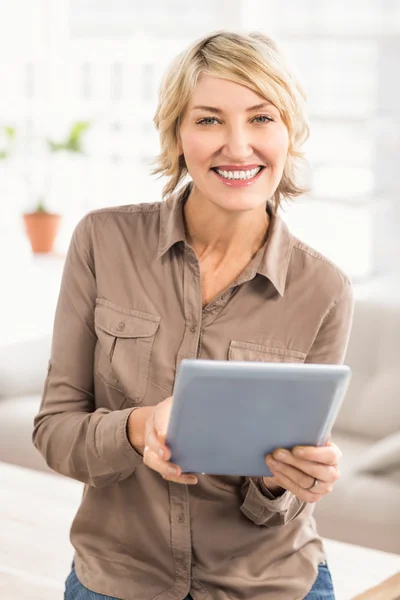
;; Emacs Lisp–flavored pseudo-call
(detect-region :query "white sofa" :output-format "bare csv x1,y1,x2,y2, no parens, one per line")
313,300,400,554
0,300,399,553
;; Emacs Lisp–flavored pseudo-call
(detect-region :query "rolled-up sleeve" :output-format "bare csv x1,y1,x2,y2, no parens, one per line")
240,478,305,527
32,214,142,487
240,279,355,526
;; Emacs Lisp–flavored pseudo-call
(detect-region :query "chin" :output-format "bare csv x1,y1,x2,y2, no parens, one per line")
214,195,264,213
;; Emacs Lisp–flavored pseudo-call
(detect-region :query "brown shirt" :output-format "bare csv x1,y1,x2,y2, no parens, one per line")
33,181,354,600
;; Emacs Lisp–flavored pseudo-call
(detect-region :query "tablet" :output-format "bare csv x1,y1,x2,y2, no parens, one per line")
166,359,351,477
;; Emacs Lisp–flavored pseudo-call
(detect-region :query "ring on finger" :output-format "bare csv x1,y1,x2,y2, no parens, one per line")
306,477,319,491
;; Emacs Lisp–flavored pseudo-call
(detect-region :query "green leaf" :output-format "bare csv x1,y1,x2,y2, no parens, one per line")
69,121,90,142
35,198,47,212
47,120,91,154
5,126,16,140
47,140,65,152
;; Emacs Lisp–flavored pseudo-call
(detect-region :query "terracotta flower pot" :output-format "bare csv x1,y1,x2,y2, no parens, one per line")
23,212,61,254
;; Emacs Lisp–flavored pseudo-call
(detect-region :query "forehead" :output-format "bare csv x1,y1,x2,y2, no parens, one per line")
187,73,277,112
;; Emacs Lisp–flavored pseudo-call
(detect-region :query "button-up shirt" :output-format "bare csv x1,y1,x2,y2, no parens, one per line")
33,181,354,600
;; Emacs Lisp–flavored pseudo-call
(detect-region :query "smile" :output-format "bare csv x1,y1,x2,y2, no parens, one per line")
212,166,263,180
211,166,265,188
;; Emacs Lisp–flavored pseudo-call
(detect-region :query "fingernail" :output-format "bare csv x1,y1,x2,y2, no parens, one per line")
158,448,164,458
294,447,304,457
275,450,287,461
169,466,180,475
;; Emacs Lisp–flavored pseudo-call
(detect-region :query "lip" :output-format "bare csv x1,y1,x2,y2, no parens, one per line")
212,164,263,171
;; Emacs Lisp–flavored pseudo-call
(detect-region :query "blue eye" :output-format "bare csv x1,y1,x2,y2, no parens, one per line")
196,115,274,126
253,115,274,123
196,117,219,125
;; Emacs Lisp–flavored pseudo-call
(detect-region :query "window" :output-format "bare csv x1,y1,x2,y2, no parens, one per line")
0,0,399,282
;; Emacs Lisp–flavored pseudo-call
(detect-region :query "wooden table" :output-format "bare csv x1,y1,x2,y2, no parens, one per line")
1,461,399,600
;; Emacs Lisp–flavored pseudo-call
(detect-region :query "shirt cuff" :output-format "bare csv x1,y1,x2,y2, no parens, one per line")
95,407,143,479
240,477,303,527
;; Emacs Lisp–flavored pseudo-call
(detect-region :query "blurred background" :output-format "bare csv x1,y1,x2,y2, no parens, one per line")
1,0,400,343
1,4,400,598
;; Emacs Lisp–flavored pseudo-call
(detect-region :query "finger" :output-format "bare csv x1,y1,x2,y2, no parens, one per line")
144,409,171,458
266,456,332,496
291,444,342,465
153,408,168,443
266,461,325,503
327,440,342,456
145,421,171,461
143,444,179,475
143,445,198,485
162,472,198,485
144,408,197,484
270,451,340,484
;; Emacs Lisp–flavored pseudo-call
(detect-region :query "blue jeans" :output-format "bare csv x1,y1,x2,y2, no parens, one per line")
65,559,334,599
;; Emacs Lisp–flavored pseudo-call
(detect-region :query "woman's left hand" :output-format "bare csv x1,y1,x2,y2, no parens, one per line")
263,441,342,503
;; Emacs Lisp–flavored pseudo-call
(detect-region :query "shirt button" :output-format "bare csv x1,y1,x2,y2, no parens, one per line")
116,321,125,332
177,513,185,524
189,324,196,332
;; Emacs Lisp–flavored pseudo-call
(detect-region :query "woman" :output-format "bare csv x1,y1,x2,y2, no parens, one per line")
33,30,354,600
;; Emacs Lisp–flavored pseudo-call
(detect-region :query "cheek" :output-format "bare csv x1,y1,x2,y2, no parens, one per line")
180,131,211,167
264,127,289,168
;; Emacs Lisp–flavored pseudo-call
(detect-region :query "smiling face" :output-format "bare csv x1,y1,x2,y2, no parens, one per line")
177,74,289,213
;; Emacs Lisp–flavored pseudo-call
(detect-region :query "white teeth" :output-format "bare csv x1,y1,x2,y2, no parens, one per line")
216,167,262,180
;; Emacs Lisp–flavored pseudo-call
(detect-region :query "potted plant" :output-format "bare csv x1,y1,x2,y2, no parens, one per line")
23,195,62,254
23,120,90,254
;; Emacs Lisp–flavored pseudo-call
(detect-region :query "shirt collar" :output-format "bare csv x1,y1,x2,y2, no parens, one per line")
256,203,293,297
157,181,293,297
157,182,191,260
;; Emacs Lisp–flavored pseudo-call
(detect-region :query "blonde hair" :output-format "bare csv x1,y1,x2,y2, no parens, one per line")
151,30,310,212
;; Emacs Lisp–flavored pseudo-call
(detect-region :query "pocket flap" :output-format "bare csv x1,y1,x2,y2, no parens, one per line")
95,300,160,338
229,340,306,362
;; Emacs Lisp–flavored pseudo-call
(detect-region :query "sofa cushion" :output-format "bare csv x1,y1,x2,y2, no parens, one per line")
0,336,51,397
0,394,52,473
353,431,400,483
330,431,372,476
334,301,400,440
314,471,400,554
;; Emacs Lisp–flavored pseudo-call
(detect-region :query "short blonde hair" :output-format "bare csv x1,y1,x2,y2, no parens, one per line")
151,30,310,212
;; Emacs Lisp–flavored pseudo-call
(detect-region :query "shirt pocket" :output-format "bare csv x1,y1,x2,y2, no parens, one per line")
228,340,306,363
94,299,160,402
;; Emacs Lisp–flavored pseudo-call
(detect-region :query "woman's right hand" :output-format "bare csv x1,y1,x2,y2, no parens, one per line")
127,396,198,485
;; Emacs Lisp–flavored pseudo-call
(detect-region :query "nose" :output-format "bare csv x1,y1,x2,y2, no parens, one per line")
222,123,253,161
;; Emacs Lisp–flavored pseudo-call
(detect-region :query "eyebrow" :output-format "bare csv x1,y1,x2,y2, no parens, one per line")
190,102,275,113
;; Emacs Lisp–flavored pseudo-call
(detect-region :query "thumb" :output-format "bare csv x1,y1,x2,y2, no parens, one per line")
157,429,167,443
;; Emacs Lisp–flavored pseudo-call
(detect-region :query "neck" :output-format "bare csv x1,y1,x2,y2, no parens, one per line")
183,185,270,263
